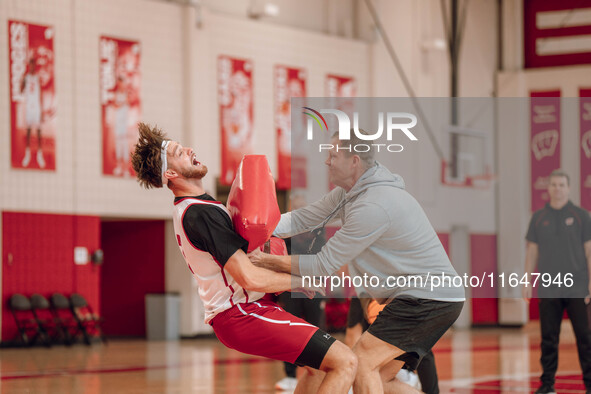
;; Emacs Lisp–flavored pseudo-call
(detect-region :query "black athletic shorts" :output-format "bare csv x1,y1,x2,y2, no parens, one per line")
368,297,463,370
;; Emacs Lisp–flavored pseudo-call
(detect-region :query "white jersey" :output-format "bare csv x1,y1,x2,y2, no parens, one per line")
172,197,265,323
24,74,41,125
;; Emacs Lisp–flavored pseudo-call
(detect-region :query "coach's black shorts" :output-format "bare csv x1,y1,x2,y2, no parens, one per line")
368,297,463,370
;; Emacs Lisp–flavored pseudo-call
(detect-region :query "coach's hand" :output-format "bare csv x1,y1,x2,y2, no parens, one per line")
247,249,270,268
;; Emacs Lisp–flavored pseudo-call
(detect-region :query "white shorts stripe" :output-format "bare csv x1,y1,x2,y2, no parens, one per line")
236,304,316,328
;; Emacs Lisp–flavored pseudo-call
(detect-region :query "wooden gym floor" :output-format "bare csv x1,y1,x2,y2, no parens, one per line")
0,321,586,393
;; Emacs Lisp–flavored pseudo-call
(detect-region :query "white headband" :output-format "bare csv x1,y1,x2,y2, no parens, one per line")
161,140,170,186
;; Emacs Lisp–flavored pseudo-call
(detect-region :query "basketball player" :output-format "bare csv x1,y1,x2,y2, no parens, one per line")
20,57,45,168
130,123,357,394
113,76,130,176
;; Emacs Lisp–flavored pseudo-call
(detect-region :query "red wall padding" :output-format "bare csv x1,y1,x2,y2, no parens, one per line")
470,234,499,325
100,221,165,337
2,212,101,341
437,232,499,325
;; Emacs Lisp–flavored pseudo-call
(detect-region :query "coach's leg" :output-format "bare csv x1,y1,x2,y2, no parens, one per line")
379,359,421,394
353,331,406,394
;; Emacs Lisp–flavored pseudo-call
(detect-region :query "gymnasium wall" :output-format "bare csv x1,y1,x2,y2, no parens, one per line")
0,0,371,338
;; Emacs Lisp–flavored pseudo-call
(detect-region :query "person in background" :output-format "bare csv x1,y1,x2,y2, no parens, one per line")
523,169,591,394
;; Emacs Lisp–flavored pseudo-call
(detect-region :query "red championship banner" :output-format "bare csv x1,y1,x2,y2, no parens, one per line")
326,74,356,98
580,89,591,211
530,91,561,212
100,36,141,177
274,65,307,189
9,20,56,170
218,56,254,186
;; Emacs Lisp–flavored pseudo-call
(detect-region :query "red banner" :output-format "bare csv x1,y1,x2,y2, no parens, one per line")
326,74,356,98
530,91,561,212
100,36,141,177
581,89,591,210
218,56,254,186
9,20,56,170
274,65,306,190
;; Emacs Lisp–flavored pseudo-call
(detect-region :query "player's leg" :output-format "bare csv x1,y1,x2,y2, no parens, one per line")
538,298,564,389
212,301,356,393
565,298,591,390
416,350,439,394
313,337,357,393
277,293,300,391
22,127,32,167
35,126,45,168
294,366,324,394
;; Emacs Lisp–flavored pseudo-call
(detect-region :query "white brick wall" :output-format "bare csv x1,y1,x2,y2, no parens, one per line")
0,1,370,220
1,0,75,214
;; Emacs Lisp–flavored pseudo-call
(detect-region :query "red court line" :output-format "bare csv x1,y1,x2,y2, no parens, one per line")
433,343,577,354
0,357,275,381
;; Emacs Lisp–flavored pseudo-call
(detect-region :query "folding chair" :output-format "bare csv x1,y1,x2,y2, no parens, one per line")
9,294,50,347
69,293,107,344
30,294,69,346
50,293,83,345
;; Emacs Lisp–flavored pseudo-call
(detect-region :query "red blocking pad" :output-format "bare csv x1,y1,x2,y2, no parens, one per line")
268,237,287,256
227,155,281,252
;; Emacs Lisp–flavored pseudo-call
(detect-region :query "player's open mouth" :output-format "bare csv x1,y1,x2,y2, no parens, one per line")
192,155,201,167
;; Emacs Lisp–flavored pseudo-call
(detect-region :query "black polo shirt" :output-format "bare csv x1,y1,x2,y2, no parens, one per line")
526,201,591,297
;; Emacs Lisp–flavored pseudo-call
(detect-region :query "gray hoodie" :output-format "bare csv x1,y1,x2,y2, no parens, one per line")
274,162,466,302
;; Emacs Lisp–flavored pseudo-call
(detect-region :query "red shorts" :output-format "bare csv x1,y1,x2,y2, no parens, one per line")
211,300,319,364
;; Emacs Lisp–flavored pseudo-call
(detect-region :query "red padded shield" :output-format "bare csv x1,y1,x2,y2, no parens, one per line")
227,155,281,252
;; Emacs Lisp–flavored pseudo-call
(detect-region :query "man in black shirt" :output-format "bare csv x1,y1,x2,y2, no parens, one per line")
524,170,591,394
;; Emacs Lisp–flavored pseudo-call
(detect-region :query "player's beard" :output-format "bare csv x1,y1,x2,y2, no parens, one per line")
181,165,208,180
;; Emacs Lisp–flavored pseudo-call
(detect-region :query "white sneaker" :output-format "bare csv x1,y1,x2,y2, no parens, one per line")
22,147,31,167
396,368,420,390
37,150,45,168
275,376,297,391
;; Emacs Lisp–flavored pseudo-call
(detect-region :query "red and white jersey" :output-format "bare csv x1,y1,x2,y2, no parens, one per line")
172,197,265,323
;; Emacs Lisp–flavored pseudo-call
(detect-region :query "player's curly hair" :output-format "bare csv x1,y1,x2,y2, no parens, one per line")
132,122,168,189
